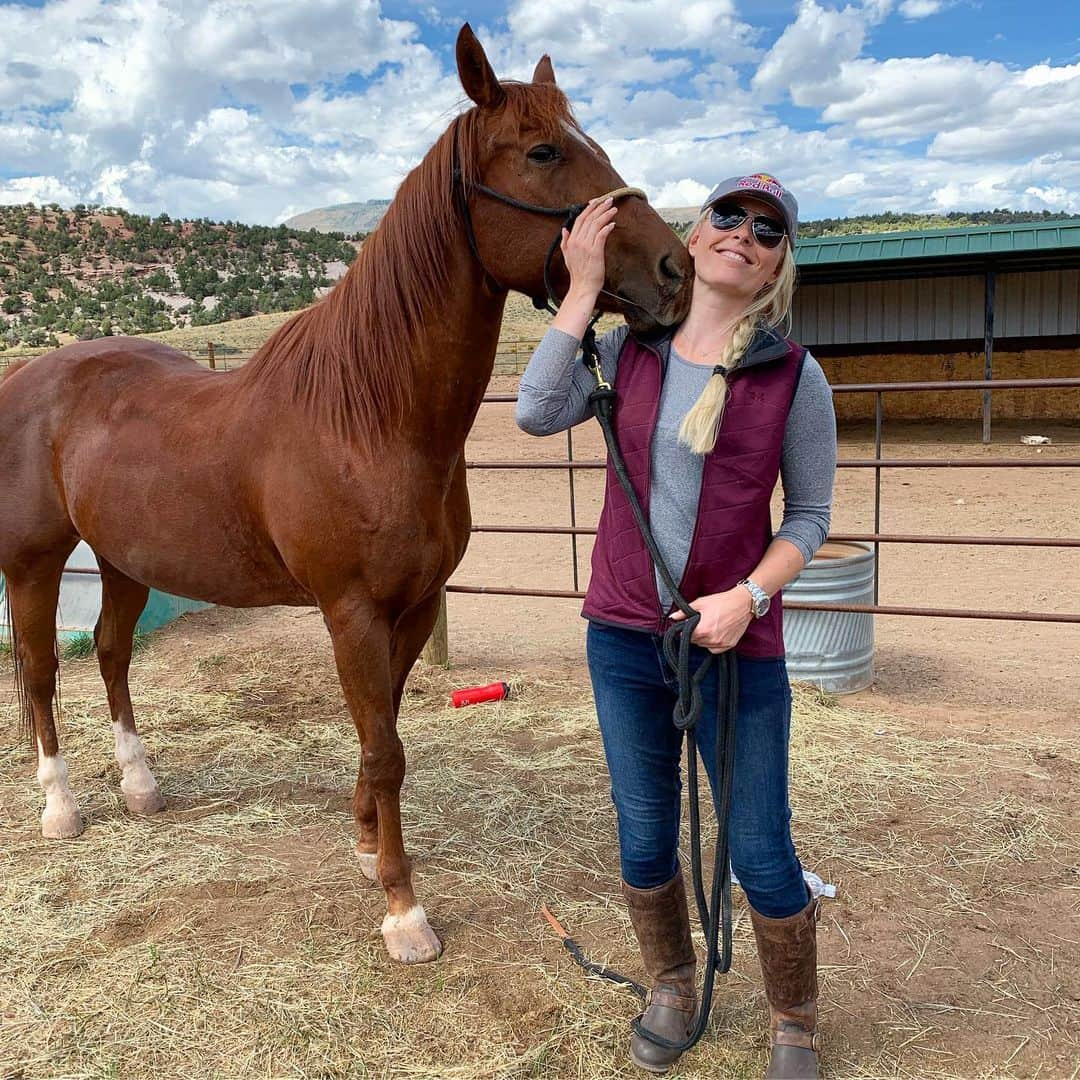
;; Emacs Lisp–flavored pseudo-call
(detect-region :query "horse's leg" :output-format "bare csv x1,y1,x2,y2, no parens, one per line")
325,594,442,963
354,591,443,883
94,559,163,815
352,762,380,881
6,553,82,838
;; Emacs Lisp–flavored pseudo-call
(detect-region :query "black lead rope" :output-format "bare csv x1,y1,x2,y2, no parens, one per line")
556,323,740,1056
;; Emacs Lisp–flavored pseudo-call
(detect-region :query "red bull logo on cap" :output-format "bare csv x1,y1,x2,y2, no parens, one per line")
738,173,785,197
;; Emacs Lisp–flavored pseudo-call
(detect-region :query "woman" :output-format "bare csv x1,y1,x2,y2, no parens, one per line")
516,174,837,1079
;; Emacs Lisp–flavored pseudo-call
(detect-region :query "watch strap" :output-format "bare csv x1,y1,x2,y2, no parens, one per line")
738,577,769,618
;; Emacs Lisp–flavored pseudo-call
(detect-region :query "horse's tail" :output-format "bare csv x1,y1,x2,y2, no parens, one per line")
1,586,62,749
3,358,56,747
1,585,37,747
2,363,30,743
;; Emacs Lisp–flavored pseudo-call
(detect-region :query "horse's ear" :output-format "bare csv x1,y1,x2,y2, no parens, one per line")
456,23,505,109
532,55,556,85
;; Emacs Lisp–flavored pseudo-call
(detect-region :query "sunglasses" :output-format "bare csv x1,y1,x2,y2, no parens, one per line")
708,200,787,249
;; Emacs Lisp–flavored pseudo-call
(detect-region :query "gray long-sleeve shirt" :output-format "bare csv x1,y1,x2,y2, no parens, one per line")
515,325,837,609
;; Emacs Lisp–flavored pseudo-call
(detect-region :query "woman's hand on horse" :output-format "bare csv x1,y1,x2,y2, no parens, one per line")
561,197,617,302
669,588,753,653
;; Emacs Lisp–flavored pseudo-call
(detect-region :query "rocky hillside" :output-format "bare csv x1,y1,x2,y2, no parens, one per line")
0,204,358,350
6,198,1074,355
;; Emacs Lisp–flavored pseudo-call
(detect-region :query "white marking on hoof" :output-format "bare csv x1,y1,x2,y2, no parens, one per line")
113,723,165,815
37,745,83,840
355,849,379,881
381,905,443,964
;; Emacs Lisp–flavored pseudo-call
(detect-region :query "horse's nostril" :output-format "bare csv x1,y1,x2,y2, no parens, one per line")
659,253,684,281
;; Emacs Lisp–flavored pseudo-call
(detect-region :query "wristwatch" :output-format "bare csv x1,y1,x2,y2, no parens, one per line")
738,578,771,619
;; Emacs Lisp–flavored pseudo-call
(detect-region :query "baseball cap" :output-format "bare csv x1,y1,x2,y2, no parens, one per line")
701,173,799,244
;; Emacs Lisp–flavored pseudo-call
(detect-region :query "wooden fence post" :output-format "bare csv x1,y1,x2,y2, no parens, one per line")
207,341,216,370
421,588,449,667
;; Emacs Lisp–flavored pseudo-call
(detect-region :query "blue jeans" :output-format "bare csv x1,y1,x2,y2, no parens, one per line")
586,621,809,919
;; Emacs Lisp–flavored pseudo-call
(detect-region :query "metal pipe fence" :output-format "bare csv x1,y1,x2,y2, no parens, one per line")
7,350,1076,625
456,376,1080,625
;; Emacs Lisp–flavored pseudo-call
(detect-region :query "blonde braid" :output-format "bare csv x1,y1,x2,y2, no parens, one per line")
677,236,797,455
677,315,757,454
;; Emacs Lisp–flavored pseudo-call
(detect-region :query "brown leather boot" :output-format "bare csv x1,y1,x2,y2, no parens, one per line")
622,871,698,1074
750,896,821,1080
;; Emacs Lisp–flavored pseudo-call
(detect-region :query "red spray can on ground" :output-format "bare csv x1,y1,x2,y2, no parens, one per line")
451,682,510,708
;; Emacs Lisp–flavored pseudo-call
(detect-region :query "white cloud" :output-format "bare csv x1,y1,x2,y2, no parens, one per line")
0,0,1077,226
1022,185,1080,212
0,175,82,207
290,46,463,157
651,178,711,209
825,172,869,197
476,0,760,103
752,11,1080,165
927,64,1080,160
503,0,758,68
821,55,1008,141
899,0,945,17
752,0,879,105
0,0,432,220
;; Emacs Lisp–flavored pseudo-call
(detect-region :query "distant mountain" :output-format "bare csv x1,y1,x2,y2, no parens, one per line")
660,208,702,227
283,200,392,234
285,200,1076,238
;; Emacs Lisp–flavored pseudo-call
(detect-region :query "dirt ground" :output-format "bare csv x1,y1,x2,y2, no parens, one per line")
1,383,1078,1079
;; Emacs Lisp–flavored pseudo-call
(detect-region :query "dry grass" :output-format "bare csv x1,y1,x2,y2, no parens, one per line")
141,292,616,360
143,310,299,355
1,615,1077,1079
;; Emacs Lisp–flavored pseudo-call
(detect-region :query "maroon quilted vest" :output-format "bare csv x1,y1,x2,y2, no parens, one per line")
581,331,805,657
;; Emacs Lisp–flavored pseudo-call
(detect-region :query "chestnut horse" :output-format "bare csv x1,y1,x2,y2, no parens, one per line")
0,25,691,963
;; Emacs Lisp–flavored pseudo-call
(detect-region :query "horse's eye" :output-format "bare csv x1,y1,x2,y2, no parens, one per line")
527,144,560,164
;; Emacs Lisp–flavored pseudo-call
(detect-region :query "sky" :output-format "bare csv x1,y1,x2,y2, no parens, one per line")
1,0,1078,225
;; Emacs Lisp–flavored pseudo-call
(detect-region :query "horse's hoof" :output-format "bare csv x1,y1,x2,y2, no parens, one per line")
382,906,443,963
124,788,166,815
355,849,379,882
41,799,83,839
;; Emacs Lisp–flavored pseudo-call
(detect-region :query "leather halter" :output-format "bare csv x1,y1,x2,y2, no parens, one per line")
451,129,645,312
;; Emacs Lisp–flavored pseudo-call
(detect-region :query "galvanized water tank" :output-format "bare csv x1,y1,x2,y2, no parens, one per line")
783,541,875,694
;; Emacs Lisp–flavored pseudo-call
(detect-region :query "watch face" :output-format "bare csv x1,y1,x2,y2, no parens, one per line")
756,595,771,617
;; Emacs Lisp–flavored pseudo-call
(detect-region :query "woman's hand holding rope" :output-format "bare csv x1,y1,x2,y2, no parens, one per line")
669,588,754,654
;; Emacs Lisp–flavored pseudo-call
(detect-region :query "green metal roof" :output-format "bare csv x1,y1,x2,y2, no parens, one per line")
795,218,1080,268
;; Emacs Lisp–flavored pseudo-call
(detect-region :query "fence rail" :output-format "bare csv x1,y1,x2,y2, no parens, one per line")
472,525,1080,548
467,458,1080,470
462,375,1080,623
444,584,1080,624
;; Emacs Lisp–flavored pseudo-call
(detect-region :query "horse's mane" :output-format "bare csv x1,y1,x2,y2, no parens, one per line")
243,81,577,448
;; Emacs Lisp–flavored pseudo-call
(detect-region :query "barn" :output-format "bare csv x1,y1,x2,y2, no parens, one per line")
791,218,1080,437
